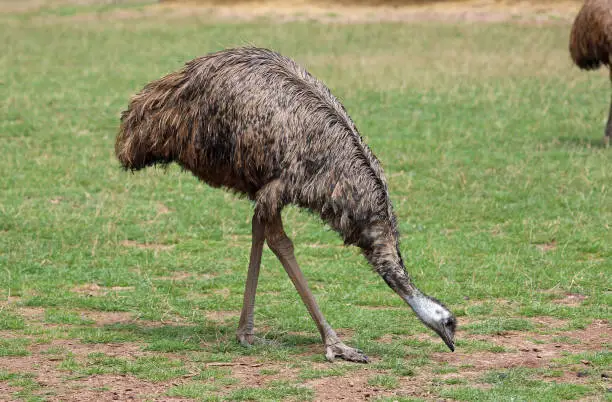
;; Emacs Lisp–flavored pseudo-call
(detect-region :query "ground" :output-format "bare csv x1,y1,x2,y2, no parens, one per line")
0,0,610,401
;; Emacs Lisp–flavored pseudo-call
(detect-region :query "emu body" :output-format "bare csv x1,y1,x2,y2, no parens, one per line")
116,47,456,362
570,0,612,146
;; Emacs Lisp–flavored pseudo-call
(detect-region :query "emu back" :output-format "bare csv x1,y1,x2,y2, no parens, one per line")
116,47,395,247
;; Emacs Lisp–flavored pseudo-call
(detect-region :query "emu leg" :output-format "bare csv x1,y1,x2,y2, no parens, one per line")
265,213,368,363
236,215,265,346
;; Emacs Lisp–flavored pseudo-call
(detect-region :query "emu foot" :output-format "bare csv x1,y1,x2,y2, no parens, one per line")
236,332,255,347
604,135,610,148
325,341,369,363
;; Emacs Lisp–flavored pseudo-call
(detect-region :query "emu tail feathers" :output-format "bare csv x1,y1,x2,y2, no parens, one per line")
569,1,612,71
570,25,606,70
115,69,192,171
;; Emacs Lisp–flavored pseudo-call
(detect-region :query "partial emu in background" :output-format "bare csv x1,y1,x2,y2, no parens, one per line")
115,47,456,362
570,0,612,146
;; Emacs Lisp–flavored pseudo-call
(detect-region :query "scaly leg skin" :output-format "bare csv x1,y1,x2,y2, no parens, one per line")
265,213,368,363
236,215,265,346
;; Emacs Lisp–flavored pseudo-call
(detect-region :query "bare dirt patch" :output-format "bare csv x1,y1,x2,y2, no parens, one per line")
0,340,158,401
553,293,589,306
59,374,180,402
434,319,610,374
153,271,216,281
307,371,393,401
535,240,557,252
530,315,568,329
156,202,171,215
30,339,145,358
71,283,135,297
18,307,45,320
222,356,298,388
84,310,135,326
205,310,239,323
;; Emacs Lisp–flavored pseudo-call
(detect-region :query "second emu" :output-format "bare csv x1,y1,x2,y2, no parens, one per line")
570,0,612,146
116,47,456,362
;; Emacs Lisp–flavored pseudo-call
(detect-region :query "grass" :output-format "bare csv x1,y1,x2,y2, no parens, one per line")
228,381,315,401
0,0,610,400
439,368,593,401
59,352,190,381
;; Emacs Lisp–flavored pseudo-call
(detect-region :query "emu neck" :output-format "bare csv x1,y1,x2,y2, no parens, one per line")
364,238,419,300
378,261,418,299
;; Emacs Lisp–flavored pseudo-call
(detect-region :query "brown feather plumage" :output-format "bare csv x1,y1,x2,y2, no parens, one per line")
570,0,612,70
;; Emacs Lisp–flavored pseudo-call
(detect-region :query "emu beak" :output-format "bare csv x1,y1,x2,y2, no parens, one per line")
439,328,455,352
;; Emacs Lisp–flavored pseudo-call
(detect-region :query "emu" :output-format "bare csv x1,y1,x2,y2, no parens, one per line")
115,47,456,362
570,0,612,146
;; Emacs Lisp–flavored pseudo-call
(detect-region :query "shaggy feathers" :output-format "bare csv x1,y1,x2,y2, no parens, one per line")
117,47,401,269
570,0,612,70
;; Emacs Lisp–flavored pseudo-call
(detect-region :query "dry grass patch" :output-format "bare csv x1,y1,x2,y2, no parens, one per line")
553,293,589,306
205,310,239,323
16,0,584,26
120,240,175,251
71,283,136,297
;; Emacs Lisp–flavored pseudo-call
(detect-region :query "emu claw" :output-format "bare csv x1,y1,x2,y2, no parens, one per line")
236,332,255,347
325,342,369,363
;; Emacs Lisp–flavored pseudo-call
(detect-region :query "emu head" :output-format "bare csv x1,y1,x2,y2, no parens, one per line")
406,293,457,351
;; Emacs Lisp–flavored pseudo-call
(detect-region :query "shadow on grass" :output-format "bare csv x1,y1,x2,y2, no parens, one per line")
81,322,322,357
556,135,608,149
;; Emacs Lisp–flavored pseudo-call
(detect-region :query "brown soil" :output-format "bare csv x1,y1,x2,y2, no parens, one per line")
205,310,240,322
434,319,610,372
71,283,137,296
553,293,589,306
535,240,557,252
0,304,609,400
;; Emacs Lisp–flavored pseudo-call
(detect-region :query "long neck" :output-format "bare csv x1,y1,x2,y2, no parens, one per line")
361,227,419,299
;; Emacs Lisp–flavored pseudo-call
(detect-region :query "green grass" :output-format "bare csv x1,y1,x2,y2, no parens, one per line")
0,309,25,330
166,382,221,400
60,352,189,381
0,370,42,401
44,309,95,325
0,1,610,400
298,365,351,380
228,380,315,401
368,374,401,389
440,368,593,401
0,339,31,357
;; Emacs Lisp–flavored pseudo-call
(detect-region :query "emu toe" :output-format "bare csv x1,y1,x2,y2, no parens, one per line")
236,332,255,347
325,342,369,363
